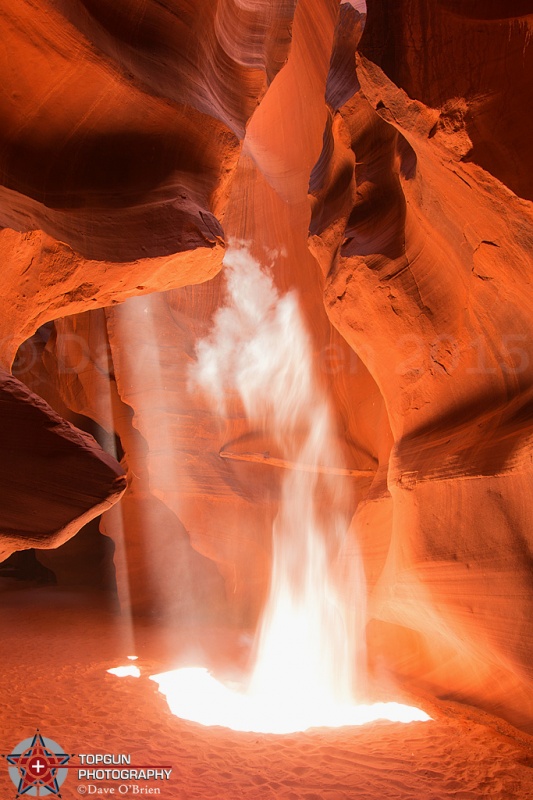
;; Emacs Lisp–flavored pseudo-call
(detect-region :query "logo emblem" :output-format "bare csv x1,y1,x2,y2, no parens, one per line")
2,731,71,797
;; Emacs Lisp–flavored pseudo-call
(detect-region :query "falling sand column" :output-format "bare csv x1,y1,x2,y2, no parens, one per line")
152,0,430,732
210,0,368,717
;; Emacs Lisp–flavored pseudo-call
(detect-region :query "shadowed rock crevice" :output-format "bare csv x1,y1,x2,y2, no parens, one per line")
0,368,126,560
1,0,533,736
360,0,533,199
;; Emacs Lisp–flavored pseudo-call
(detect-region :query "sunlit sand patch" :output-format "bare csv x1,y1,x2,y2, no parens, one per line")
107,665,141,678
150,667,431,734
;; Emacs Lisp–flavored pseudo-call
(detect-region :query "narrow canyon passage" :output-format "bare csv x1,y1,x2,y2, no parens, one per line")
1,0,533,797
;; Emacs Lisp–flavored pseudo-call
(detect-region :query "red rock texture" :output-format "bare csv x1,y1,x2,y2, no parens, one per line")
2,0,533,735
360,0,533,200
15,309,229,620
12,0,381,624
311,6,533,731
0,368,126,561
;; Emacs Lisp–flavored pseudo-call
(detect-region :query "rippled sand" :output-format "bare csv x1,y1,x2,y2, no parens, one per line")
1,586,532,800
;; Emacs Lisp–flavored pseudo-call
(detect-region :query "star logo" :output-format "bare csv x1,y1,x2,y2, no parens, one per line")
2,731,72,798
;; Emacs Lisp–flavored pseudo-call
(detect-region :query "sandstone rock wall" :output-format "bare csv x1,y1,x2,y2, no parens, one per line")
2,0,533,731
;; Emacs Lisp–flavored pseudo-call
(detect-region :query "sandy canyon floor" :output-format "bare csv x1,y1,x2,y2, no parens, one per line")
1,585,533,800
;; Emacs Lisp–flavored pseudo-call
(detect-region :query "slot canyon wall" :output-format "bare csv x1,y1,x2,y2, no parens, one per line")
1,0,533,731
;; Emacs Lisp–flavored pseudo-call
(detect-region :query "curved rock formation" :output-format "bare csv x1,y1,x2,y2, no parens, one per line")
2,0,533,736
360,0,533,200
0,0,298,363
0,0,236,259
310,6,533,730
11,0,383,624
0,368,126,561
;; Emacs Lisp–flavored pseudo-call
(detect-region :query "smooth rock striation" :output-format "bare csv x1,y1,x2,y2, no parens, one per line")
0,368,126,561
2,0,533,734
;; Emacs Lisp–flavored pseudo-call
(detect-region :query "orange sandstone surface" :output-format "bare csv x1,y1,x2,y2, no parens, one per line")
1,0,533,759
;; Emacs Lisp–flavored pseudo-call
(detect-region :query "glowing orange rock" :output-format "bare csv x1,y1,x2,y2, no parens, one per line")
2,0,533,737
0,368,126,561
